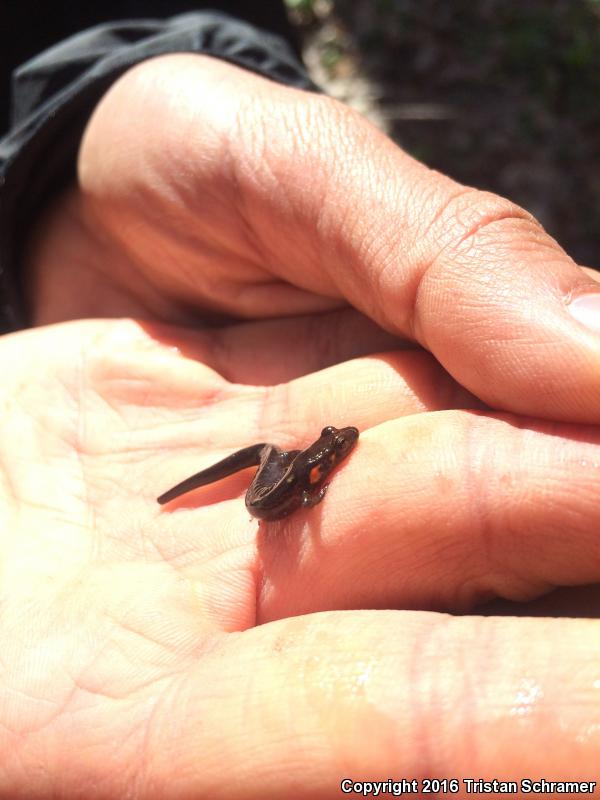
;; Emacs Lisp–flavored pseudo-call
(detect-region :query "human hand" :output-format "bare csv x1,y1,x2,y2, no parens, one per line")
26,54,600,422
1,319,599,798
11,54,600,794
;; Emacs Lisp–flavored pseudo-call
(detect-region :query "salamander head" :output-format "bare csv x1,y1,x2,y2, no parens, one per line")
320,425,359,457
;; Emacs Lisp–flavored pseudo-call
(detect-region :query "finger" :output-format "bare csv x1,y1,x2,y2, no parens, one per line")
144,308,406,385
582,267,600,282
254,412,600,622
1,318,477,508
140,338,481,504
145,349,479,512
79,317,478,448
483,582,600,618
11,321,596,621
141,611,600,797
139,56,600,423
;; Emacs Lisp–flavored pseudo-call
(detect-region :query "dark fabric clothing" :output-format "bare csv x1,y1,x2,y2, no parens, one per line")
0,9,314,333
0,2,302,135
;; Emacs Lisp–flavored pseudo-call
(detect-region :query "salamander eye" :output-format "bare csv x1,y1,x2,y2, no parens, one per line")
321,426,336,437
334,435,349,452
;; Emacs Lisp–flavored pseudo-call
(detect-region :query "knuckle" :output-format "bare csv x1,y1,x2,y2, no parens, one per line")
432,188,539,260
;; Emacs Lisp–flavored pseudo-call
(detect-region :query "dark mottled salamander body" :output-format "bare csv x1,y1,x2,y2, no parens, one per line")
157,425,359,520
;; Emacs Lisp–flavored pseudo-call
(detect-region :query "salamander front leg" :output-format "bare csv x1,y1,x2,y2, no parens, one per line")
301,484,329,508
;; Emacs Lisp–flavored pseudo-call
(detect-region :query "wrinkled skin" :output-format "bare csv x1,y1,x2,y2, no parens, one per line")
2,55,600,798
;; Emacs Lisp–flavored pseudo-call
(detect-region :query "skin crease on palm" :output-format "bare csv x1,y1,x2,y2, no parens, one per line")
1,51,600,797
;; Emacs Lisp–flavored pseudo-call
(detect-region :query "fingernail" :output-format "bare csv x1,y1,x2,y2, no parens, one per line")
568,293,600,333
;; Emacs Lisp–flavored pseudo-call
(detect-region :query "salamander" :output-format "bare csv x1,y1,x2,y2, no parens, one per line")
157,425,359,520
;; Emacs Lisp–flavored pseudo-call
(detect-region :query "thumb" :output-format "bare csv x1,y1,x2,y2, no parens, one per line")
265,92,600,423
83,54,600,422
181,56,600,423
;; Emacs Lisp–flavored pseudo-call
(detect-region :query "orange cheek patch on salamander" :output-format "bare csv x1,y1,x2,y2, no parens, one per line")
309,465,325,484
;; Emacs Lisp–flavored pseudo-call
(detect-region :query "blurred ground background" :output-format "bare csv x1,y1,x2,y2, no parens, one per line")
285,0,600,267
